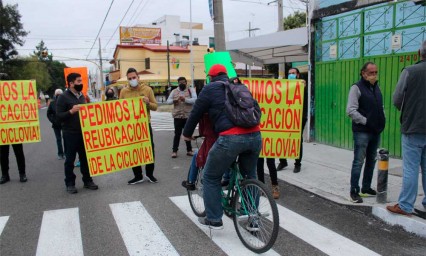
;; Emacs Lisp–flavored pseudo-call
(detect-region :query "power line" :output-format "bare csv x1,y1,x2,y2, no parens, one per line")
105,0,136,49
86,0,115,60
126,0,145,26
128,0,151,25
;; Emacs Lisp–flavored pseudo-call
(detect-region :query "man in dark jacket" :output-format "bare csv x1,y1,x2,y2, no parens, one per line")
346,62,385,203
387,41,426,216
47,89,65,159
182,64,262,229
56,73,98,194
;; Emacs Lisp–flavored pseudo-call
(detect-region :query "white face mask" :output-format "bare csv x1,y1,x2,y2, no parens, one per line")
129,79,139,87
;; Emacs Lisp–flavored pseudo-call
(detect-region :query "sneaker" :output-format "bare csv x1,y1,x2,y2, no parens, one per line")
66,186,78,194
246,217,260,232
386,204,412,216
198,217,223,230
75,161,80,167
221,180,229,187
146,175,158,183
293,165,301,173
19,174,28,183
128,177,144,185
272,185,280,199
84,181,98,190
187,151,194,156
360,188,377,197
171,152,177,158
0,176,10,184
182,180,195,191
277,162,288,171
350,192,363,203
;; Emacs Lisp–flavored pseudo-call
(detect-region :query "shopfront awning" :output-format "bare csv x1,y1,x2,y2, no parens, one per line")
226,27,308,65
114,74,189,86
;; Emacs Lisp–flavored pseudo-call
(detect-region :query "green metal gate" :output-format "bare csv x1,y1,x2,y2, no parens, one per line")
314,0,426,157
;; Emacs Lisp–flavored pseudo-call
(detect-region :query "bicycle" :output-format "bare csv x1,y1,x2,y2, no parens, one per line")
186,146,279,254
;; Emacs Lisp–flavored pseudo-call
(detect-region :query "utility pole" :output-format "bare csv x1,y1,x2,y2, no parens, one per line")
167,40,171,87
277,0,285,79
98,38,105,101
189,0,194,87
247,22,260,77
213,0,226,51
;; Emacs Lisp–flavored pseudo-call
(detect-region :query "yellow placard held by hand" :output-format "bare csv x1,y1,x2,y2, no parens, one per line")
79,97,154,176
0,80,41,145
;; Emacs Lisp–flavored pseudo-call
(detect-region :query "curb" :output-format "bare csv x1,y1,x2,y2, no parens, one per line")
280,179,426,238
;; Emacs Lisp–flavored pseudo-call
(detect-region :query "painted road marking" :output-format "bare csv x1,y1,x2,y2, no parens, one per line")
110,201,179,256
0,216,9,236
36,208,83,256
170,195,280,256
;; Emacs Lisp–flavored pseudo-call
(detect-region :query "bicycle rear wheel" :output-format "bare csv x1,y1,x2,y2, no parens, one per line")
232,179,279,253
187,168,206,217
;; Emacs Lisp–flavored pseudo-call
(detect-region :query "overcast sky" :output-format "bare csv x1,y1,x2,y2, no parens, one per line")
5,0,306,73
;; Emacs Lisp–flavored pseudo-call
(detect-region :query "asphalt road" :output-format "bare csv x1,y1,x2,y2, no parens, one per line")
0,108,424,256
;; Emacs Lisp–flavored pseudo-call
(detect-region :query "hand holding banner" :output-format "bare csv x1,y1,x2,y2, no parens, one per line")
79,97,154,176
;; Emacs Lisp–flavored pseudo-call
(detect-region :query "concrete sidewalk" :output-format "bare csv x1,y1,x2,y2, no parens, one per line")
273,142,426,238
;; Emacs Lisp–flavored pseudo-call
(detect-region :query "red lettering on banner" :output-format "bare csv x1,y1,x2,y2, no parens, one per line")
80,106,88,127
260,108,301,130
84,131,93,149
89,156,102,175
294,82,302,104
261,137,301,158
274,81,282,104
109,154,116,171
27,81,36,100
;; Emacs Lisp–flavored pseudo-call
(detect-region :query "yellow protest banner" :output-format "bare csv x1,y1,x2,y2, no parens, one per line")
79,97,154,176
0,80,41,145
241,78,304,159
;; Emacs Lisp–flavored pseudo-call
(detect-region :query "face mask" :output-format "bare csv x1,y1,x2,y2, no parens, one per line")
178,83,186,90
106,92,114,98
74,84,83,92
365,75,377,85
129,79,138,87
288,74,297,80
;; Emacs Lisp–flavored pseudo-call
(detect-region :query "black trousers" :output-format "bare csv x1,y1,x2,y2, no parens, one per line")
279,118,307,166
132,123,155,178
257,158,278,186
173,118,192,153
0,144,26,177
63,132,93,186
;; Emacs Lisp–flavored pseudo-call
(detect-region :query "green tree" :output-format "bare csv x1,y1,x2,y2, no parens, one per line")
0,0,28,63
283,11,307,30
5,57,51,91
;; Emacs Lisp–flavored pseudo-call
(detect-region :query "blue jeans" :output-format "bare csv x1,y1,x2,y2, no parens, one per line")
350,132,381,194
188,150,199,183
203,132,262,222
398,134,426,213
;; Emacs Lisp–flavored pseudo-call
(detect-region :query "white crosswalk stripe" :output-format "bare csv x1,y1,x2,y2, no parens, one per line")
36,208,84,256
110,201,179,256
1,196,382,255
0,216,9,236
150,112,174,131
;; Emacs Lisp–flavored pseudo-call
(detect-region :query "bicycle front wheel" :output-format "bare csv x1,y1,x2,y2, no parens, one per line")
187,168,206,217
232,179,279,254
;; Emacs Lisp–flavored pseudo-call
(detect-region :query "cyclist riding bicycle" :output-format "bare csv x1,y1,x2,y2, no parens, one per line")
182,64,262,230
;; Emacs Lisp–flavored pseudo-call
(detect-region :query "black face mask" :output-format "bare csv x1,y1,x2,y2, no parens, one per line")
74,84,83,92
106,92,114,98
178,83,186,91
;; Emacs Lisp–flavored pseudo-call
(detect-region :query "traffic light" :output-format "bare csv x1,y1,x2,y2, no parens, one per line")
41,50,48,58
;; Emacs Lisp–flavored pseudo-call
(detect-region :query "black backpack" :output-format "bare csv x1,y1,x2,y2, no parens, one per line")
219,81,261,128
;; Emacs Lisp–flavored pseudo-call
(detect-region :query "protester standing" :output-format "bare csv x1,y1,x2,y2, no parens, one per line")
0,144,27,184
387,41,426,216
166,77,197,158
56,73,98,194
47,89,65,160
120,68,159,184
346,62,385,203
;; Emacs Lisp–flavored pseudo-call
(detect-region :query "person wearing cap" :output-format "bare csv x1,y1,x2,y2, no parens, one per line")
47,88,65,160
183,64,262,230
